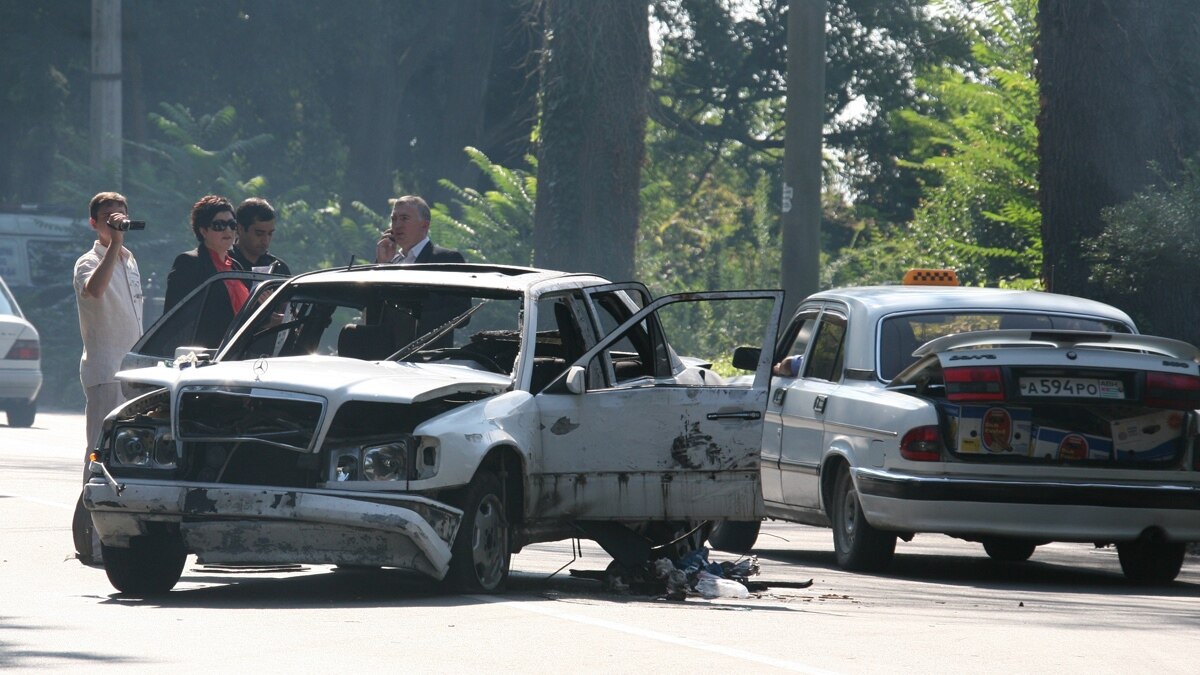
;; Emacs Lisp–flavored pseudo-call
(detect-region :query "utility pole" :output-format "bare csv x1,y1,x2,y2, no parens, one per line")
90,0,122,182
781,0,825,318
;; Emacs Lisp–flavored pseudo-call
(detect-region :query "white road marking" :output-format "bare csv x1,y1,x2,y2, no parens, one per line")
471,594,840,674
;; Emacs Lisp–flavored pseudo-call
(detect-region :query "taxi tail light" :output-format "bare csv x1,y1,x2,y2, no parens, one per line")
5,339,39,360
944,366,1004,402
1144,372,1200,410
900,425,943,461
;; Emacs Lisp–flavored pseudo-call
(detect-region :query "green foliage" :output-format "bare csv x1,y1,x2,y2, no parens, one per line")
272,198,385,272
1085,160,1200,342
431,147,537,266
853,0,1041,287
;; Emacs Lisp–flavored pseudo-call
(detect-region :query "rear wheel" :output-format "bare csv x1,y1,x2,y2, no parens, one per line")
708,520,761,554
982,538,1037,562
447,471,510,592
102,532,187,596
7,399,35,427
1117,540,1185,585
831,466,895,571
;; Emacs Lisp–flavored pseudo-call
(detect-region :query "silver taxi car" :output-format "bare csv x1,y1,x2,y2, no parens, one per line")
712,272,1200,583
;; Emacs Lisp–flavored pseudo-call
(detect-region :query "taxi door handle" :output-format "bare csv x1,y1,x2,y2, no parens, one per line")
813,395,827,414
772,388,787,405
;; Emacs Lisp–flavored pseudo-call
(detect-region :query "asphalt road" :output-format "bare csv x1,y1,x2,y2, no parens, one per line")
1,412,1197,673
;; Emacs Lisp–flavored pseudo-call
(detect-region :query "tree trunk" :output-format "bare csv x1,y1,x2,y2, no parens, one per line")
533,0,651,280
1038,0,1200,297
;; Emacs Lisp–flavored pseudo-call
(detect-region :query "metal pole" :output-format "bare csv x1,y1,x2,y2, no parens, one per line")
90,0,122,182
781,0,825,318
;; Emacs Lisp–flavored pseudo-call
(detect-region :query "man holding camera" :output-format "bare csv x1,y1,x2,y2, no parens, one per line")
74,191,144,457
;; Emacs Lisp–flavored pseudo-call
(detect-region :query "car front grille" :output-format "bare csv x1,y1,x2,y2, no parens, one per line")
176,386,326,453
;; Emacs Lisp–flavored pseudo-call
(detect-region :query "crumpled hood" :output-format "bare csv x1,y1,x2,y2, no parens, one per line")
119,355,511,403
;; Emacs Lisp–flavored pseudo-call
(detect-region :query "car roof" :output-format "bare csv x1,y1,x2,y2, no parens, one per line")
286,263,613,294
804,285,1135,326
800,286,1137,379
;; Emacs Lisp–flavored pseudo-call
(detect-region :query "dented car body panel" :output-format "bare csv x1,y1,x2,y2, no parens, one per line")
87,264,782,592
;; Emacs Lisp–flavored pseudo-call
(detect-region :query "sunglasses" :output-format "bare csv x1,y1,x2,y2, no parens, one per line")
207,218,237,232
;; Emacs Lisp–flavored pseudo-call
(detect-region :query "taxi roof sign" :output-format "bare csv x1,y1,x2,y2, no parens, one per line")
902,268,959,286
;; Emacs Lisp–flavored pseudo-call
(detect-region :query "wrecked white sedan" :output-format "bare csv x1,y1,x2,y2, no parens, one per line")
711,275,1200,583
83,264,781,595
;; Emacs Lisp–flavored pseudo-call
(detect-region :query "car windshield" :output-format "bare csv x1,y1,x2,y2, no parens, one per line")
225,281,525,375
878,311,1132,380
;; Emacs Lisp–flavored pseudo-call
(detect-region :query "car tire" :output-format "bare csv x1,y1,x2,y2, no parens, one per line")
981,538,1037,562
72,493,101,565
708,520,761,554
447,471,510,593
102,532,187,596
831,466,896,571
7,399,35,427
1116,540,1185,585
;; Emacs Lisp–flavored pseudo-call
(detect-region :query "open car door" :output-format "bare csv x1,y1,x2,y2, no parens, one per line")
533,289,783,522
120,272,286,395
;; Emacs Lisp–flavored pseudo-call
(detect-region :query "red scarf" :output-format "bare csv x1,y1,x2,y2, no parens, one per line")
208,247,250,314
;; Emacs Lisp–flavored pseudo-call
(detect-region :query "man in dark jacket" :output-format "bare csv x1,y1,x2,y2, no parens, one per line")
372,195,467,350
374,195,465,265
232,197,291,275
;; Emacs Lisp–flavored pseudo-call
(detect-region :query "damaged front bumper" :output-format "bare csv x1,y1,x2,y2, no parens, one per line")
83,471,463,580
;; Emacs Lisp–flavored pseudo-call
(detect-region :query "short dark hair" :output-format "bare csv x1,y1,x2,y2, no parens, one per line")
235,197,276,229
189,195,235,242
390,195,431,222
89,192,127,221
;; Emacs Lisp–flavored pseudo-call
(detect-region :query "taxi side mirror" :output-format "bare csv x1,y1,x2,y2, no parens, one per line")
565,365,586,394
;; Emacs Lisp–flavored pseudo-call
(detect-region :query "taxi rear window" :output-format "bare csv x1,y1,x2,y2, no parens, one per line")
877,312,1132,381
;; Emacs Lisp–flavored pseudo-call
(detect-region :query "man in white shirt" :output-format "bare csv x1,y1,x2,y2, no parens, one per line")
73,192,144,563
74,192,144,457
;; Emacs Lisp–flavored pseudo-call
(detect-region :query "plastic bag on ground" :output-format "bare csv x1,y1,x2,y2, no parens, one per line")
694,571,750,599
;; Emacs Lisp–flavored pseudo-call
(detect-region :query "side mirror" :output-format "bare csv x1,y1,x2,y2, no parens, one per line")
732,346,761,371
564,365,586,394
173,346,216,369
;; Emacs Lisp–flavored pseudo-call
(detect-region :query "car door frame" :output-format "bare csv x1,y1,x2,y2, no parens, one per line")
122,271,286,374
770,303,849,520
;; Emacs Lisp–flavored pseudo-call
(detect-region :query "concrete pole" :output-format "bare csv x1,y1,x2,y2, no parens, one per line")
781,0,825,319
90,0,122,182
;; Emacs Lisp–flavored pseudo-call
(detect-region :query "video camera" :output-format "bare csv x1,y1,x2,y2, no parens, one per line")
108,218,146,231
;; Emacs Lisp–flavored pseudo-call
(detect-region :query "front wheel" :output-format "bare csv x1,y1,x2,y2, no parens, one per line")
830,466,895,572
102,532,187,596
982,538,1037,562
447,471,511,593
1117,540,1185,585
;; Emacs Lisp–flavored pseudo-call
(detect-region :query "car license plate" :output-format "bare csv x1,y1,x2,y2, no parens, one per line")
1018,377,1124,399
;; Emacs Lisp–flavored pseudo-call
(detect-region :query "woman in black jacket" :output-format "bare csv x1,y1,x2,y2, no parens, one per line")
163,195,249,347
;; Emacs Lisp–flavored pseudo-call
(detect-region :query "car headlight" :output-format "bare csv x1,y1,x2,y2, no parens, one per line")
154,434,178,469
362,443,408,481
113,428,155,466
329,435,437,483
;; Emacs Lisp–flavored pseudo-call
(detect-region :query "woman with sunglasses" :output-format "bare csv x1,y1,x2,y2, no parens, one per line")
163,195,251,347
